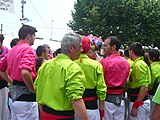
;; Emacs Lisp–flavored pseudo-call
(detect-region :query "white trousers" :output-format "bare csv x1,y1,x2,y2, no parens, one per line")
129,99,150,120
0,87,10,120
10,101,39,120
75,109,100,120
104,100,125,120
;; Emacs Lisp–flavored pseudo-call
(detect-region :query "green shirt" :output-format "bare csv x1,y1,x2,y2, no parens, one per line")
128,57,151,89
153,84,160,104
148,62,160,90
127,58,134,69
34,54,86,111
75,54,106,100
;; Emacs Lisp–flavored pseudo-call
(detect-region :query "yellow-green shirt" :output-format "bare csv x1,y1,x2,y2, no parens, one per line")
34,54,86,111
153,84,160,104
127,58,134,69
128,57,151,89
148,62,160,90
75,54,106,100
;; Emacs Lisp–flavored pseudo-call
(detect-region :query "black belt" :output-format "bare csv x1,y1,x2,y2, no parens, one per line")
13,80,36,102
127,88,140,94
83,89,98,109
13,79,35,86
107,86,123,90
13,80,26,86
0,80,8,90
42,105,74,116
128,87,149,102
16,93,36,102
129,95,148,102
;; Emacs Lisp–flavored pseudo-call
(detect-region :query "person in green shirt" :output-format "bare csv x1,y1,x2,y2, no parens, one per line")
128,42,151,120
152,84,160,120
124,49,134,69
75,36,106,120
34,33,89,120
148,49,160,114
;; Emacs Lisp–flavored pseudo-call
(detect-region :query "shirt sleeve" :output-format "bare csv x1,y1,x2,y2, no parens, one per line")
96,62,107,100
19,48,36,72
65,63,86,101
152,84,160,104
0,46,9,59
0,54,8,72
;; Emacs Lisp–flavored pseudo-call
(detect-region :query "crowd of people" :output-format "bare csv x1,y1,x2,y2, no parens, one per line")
0,24,160,120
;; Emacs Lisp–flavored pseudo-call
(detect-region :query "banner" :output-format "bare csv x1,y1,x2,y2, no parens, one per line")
0,0,14,12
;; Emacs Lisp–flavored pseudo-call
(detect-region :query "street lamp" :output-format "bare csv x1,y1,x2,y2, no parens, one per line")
51,20,54,41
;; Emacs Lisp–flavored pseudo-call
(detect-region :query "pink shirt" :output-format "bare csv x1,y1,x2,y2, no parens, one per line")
100,52,130,87
0,46,9,60
0,40,36,82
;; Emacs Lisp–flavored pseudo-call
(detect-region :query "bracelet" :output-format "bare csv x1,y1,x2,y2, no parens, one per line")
132,100,144,109
99,110,104,118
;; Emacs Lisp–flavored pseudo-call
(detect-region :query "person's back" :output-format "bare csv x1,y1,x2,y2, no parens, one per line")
35,33,89,120
0,25,38,120
100,36,130,120
6,42,36,80
0,34,10,120
0,34,9,60
148,49,160,95
127,42,151,120
101,55,130,87
148,49,160,116
75,36,106,119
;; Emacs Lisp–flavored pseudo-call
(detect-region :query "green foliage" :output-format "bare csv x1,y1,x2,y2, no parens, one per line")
68,0,160,48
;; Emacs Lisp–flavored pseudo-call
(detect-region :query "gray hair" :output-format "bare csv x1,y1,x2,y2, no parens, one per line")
61,33,82,54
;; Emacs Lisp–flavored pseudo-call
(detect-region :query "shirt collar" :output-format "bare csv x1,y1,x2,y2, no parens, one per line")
80,54,89,59
151,61,160,66
108,52,120,57
134,56,144,63
18,40,30,46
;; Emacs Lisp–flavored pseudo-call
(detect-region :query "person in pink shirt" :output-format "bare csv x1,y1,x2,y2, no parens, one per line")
0,34,9,60
100,36,130,120
0,34,11,120
0,25,39,120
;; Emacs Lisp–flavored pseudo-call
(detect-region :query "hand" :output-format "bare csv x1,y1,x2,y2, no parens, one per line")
131,107,137,117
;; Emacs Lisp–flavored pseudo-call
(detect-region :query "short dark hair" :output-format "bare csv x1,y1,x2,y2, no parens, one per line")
36,45,46,57
107,36,121,51
10,38,19,48
18,25,37,39
124,49,130,57
148,49,160,61
53,48,61,57
36,57,45,72
129,42,144,57
0,34,4,43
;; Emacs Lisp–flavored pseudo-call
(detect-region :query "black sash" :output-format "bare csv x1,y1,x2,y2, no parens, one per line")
0,80,8,90
83,88,98,109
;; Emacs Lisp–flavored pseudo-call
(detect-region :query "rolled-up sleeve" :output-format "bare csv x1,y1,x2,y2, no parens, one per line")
19,48,36,72
96,63,107,100
65,63,86,101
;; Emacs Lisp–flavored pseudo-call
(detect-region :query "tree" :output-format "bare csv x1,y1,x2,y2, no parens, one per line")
68,0,160,48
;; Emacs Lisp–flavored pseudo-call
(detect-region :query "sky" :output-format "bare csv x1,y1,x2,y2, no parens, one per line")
0,0,76,50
